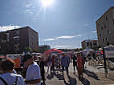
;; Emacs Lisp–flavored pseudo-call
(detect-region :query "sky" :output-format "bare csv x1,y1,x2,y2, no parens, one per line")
0,0,114,49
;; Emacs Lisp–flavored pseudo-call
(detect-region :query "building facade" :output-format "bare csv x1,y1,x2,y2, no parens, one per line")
96,6,114,47
0,26,38,54
38,45,50,53
81,39,98,49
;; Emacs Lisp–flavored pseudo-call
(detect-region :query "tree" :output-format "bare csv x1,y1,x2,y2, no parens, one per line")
25,47,32,52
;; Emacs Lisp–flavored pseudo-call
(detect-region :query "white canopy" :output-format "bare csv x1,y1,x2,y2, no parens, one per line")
82,48,94,57
83,48,94,52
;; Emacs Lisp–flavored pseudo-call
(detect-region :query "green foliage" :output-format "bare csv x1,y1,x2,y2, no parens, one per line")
25,47,32,52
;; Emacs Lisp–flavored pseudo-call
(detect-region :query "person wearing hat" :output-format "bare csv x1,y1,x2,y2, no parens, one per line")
23,54,41,85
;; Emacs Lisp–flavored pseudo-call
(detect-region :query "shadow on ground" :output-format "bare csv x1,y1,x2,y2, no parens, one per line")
84,69,100,80
68,75,77,85
74,72,90,85
46,68,77,85
46,71,54,79
62,75,77,85
80,78,90,85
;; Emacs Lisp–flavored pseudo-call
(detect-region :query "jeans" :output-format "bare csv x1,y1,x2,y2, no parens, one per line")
62,66,69,75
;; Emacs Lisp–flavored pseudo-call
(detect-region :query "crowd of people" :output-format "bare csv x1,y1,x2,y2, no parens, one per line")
0,52,86,85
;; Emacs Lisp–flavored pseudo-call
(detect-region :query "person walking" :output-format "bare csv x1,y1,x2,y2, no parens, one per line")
57,54,61,69
61,53,70,75
23,54,41,85
72,54,77,74
51,55,55,71
0,58,25,85
76,52,84,80
46,55,52,75
39,57,46,85
54,55,60,73
80,52,86,71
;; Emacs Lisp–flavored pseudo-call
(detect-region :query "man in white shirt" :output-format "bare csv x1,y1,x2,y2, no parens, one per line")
23,54,41,85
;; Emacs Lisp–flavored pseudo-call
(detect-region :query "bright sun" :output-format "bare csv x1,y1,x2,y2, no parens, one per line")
41,0,54,7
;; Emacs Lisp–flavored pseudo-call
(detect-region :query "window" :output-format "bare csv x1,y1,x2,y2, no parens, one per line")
113,19,114,25
106,16,108,21
2,34,7,40
104,25,106,29
32,42,33,45
103,39,104,43
101,26,103,30
16,30,20,35
99,34,101,37
93,43,97,46
107,30,111,34
14,44,19,52
87,42,89,47
106,37,108,42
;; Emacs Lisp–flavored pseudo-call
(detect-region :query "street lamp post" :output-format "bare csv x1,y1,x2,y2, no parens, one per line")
99,47,108,78
102,47,108,78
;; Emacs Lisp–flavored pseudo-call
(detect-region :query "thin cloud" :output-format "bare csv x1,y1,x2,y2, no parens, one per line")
25,9,33,14
0,25,21,31
84,24,89,27
26,3,33,8
76,34,82,37
44,38,55,41
43,34,82,42
51,45,68,48
57,35,82,39
92,30,97,33
25,3,35,15
57,35,76,39
29,11,33,14
55,45,67,48
32,17,37,19
51,45,75,49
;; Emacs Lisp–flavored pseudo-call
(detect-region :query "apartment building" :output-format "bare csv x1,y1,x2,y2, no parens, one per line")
0,26,38,54
96,6,114,47
81,39,98,49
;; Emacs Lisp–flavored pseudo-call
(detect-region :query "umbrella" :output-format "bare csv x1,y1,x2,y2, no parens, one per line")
43,48,63,56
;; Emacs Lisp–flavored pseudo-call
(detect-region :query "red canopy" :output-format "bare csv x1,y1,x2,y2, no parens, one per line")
43,48,63,56
0,56,6,58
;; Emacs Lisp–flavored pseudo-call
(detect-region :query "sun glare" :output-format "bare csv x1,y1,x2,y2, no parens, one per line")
41,0,54,7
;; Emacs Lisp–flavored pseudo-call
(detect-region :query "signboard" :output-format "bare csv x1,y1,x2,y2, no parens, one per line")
6,54,22,68
6,54,22,60
105,46,114,58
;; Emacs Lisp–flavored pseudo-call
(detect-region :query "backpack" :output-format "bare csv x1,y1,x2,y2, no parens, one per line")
0,76,18,85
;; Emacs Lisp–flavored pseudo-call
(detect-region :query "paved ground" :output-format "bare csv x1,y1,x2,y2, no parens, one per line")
44,61,114,85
